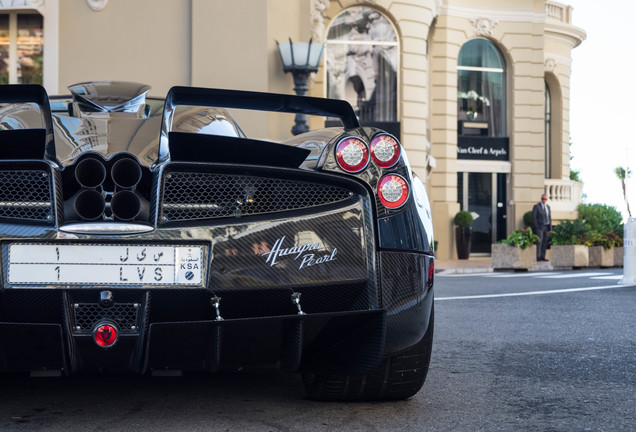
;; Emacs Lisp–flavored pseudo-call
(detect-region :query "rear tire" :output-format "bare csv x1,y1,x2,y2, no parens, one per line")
302,307,434,401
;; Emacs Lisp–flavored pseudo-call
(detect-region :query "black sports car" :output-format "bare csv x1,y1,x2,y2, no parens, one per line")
0,81,434,401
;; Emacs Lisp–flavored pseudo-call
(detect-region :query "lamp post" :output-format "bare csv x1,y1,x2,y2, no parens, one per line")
276,38,325,135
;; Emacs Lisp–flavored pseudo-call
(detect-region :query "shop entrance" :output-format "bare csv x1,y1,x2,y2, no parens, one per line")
458,172,507,254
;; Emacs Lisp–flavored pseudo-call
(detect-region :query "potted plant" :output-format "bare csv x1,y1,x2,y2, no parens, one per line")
588,232,617,267
577,204,624,268
454,210,473,260
549,220,590,268
492,227,540,270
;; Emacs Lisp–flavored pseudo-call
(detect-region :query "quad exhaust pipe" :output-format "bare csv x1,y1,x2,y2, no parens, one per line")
111,190,149,221
65,189,106,221
75,157,107,188
66,155,148,222
110,157,147,221
111,157,142,190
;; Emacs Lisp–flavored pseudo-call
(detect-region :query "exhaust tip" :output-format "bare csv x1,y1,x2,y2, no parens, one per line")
75,157,106,188
111,157,142,189
111,190,141,221
74,189,106,221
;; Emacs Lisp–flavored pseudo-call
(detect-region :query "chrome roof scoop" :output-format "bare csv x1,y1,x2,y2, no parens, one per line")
68,81,151,117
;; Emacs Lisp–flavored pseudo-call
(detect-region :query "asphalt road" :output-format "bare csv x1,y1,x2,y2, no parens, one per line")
0,269,634,431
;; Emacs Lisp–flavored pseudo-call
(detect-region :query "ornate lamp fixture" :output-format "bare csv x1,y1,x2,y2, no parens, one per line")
276,38,325,135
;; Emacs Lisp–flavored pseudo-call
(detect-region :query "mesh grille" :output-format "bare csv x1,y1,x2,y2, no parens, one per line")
0,169,52,221
72,303,141,335
161,172,353,222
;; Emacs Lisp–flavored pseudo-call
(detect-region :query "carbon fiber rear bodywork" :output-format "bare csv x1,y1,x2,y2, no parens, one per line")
0,83,434,399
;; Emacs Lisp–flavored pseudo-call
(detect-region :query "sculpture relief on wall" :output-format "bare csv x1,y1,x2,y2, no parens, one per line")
545,58,557,72
86,0,108,12
311,0,330,42
471,17,498,36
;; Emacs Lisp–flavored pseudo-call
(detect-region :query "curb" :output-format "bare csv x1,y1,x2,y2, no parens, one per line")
436,267,493,275
436,261,556,275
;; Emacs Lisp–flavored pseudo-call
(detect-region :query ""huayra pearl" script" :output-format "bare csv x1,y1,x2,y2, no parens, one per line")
261,236,337,270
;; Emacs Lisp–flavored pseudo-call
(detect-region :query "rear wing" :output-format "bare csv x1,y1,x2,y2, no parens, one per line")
158,86,359,162
0,84,56,161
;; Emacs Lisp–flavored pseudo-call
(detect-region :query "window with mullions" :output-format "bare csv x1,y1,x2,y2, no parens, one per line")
0,13,43,84
326,7,398,123
545,80,551,178
457,39,506,137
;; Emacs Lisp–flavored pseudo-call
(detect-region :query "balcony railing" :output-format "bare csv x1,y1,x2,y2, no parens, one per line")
544,179,582,213
546,1,573,24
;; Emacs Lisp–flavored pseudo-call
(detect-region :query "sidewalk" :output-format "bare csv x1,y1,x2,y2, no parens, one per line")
435,256,554,275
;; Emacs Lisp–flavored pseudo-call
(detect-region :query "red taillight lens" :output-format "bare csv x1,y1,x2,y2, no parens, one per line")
335,137,369,173
377,174,409,208
370,134,400,168
93,323,118,348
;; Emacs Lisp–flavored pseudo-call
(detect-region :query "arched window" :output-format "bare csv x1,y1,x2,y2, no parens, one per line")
326,7,398,123
0,12,43,84
544,74,562,180
457,39,506,137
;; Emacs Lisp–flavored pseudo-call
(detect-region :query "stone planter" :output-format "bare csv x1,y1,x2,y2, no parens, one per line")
614,246,624,267
588,246,614,267
491,244,536,270
550,245,589,268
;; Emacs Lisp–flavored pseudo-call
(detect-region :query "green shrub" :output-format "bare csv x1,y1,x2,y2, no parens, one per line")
499,227,540,249
577,203,623,238
523,211,533,227
589,232,623,249
550,219,591,245
607,232,623,247
454,211,473,227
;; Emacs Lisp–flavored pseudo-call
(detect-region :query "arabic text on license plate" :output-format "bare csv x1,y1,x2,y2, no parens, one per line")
8,244,203,285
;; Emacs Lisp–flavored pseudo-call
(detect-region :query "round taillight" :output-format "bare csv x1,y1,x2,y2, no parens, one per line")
370,134,400,168
93,323,118,348
335,137,369,173
377,174,409,208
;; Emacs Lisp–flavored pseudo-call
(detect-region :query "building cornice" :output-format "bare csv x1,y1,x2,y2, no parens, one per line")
439,3,545,24
437,3,586,48
545,22,586,48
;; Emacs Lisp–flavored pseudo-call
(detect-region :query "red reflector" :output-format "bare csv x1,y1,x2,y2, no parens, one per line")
94,323,118,348
335,137,369,173
377,174,409,208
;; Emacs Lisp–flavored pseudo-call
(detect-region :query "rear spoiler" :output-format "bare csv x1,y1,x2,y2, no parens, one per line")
159,86,360,162
0,84,56,161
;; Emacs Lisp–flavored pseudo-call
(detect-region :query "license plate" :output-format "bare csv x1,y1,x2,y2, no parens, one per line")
8,244,203,285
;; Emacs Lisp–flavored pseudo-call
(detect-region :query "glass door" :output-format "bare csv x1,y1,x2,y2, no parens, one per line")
458,172,507,254
467,173,492,253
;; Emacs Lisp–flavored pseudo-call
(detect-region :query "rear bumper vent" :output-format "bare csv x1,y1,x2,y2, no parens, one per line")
0,166,53,222
72,302,141,335
160,171,354,222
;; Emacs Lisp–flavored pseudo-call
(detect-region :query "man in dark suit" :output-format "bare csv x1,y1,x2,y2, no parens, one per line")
532,193,552,261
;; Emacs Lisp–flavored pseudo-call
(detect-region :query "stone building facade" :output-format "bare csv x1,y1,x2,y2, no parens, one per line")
0,0,585,259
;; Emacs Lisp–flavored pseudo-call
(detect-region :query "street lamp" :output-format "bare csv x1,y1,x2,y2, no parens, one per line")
276,38,325,135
